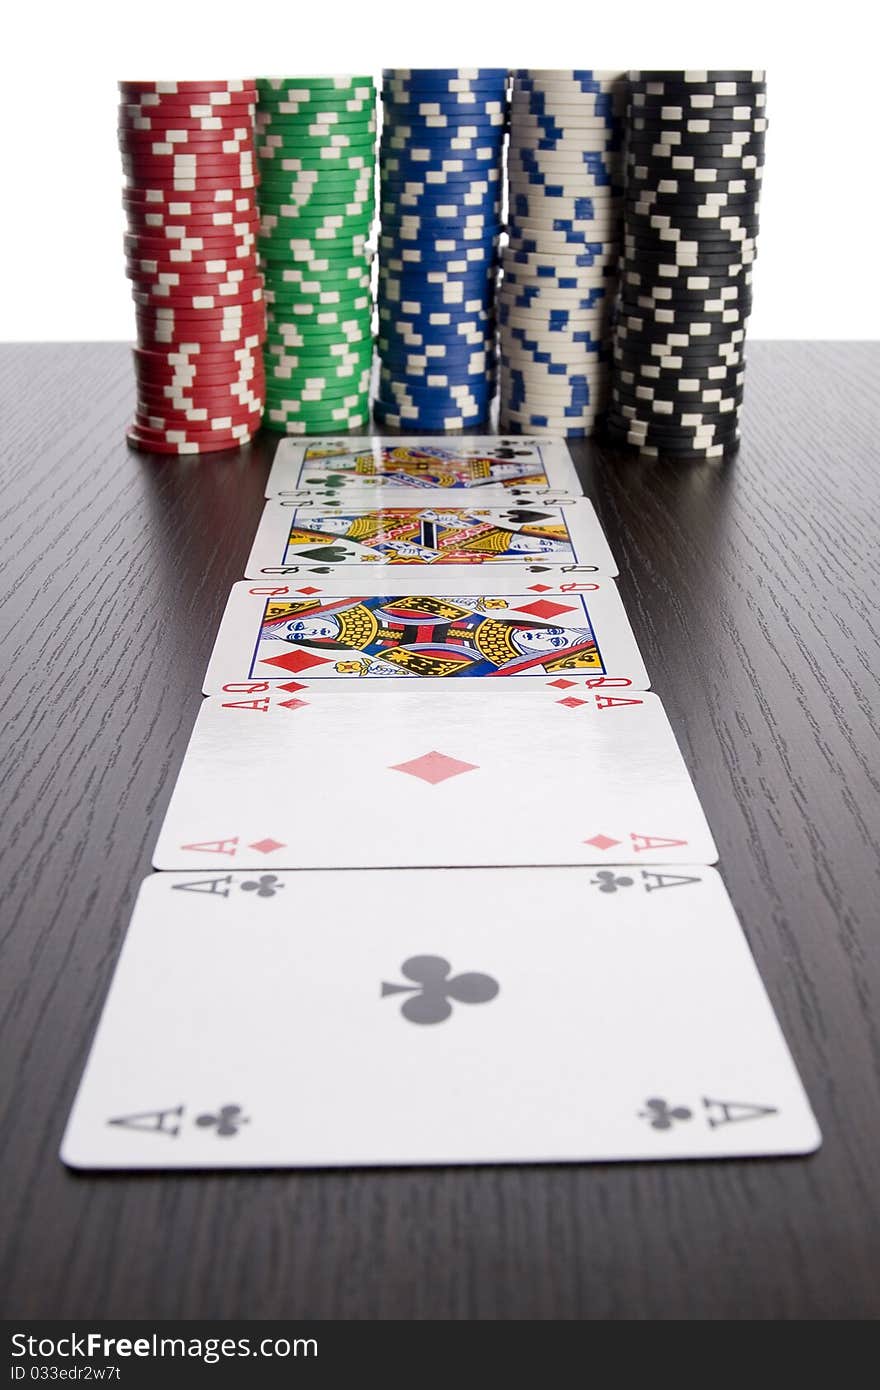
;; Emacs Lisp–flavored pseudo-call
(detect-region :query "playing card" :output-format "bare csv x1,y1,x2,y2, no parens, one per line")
264,434,583,499
61,866,820,1169
203,577,648,692
245,497,618,580
152,687,716,869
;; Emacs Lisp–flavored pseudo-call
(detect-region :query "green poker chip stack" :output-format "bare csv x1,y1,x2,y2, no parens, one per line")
256,76,376,433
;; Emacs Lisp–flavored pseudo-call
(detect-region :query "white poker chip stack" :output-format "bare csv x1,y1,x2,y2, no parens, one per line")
499,70,626,436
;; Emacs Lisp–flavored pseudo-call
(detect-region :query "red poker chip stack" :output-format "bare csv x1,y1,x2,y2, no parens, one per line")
119,80,267,454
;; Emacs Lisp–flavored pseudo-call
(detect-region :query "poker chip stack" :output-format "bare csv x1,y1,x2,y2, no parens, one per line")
609,70,767,459
255,77,376,434
119,80,266,455
376,68,508,429
499,70,626,437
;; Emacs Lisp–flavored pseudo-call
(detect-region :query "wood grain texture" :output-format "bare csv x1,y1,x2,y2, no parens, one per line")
1,341,878,1320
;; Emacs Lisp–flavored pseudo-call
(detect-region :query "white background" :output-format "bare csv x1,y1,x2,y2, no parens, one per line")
1,0,875,340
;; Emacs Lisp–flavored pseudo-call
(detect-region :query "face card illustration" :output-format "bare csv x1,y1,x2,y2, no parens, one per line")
61,866,820,1169
264,434,583,499
203,577,649,692
152,687,717,869
246,497,618,579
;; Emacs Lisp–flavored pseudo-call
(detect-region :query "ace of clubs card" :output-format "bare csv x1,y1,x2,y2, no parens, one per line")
61,866,820,1169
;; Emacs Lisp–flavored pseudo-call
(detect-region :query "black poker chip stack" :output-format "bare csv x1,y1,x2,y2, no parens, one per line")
608,70,767,459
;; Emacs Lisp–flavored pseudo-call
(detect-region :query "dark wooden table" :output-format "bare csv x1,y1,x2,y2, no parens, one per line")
1,342,879,1320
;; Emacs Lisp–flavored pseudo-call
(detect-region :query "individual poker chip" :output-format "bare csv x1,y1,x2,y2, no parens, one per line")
266,269,371,296
624,214,760,238
270,264,372,292
629,70,765,84
608,403,743,433
381,96,506,119
626,127,766,149
255,92,375,117
122,183,255,204
270,334,374,359
373,402,488,431
502,392,610,418
124,233,257,258
612,341,744,368
625,171,764,197
509,107,624,129
628,78,765,96
135,355,264,384
606,420,742,452
134,303,266,326
136,368,264,394
127,276,261,304
622,261,753,283
262,386,369,410
615,324,749,354
129,410,260,437
628,99,767,123
612,391,747,425
266,361,373,389
502,358,611,385
604,435,740,462
123,241,256,267
123,98,258,122
627,117,768,141
614,361,746,391
508,109,623,132
126,429,259,455
608,416,742,445
383,68,505,80
624,228,758,250
509,187,624,213
120,79,255,95
507,219,623,243
122,148,257,171
619,297,753,324
501,344,608,371
262,413,370,436
502,386,610,415
383,128,506,153
509,156,624,179
502,383,610,410
124,210,261,235
134,397,264,430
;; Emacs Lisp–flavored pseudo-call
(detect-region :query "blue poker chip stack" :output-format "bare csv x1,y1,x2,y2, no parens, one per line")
499,70,626,437
609,71,767,460
376,68,508,429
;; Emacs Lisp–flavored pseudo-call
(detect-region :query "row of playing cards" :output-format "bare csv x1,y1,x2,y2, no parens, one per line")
62,436,820,1168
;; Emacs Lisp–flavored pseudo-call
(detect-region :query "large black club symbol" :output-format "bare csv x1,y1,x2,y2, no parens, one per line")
381,955,499,1025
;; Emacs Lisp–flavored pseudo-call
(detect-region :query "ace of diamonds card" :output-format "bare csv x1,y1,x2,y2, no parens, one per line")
61,866,820,1169
152,686,716,870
